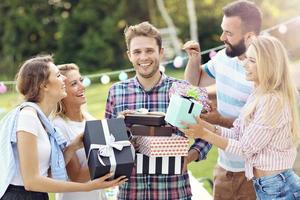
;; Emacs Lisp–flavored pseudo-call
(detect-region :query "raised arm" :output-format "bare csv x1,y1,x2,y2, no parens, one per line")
183,40,215,87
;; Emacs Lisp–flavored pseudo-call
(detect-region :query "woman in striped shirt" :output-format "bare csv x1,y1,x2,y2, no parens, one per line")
182,35,300,199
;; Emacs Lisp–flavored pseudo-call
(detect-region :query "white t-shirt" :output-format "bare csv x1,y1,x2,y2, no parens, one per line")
11,108,51,185
53,116,105,200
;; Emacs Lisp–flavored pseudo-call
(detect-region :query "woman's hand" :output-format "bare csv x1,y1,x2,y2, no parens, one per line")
63,133,83,164
181,116,214,139
87,172,128,191
69,133,84,151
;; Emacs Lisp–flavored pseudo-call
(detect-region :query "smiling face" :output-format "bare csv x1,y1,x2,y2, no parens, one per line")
220,16,247,57
62,69,86,107
127,36,163,79
244,45,258,85
44,63,67,101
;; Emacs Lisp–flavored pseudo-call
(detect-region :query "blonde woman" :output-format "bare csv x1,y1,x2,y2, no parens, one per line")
182,36,300,199
0,56,126,200
53,63,107,200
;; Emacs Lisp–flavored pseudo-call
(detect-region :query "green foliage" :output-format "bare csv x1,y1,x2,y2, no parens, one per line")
0,0,300,80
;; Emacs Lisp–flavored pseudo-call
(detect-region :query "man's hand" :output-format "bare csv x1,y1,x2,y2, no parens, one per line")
117,109,135,118
182,149,199,173
201,100,235,128
129,136,139,151
200,100,222,125
182,40,201,58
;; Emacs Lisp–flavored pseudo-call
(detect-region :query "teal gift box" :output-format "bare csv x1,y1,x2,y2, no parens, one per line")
165,94,203,128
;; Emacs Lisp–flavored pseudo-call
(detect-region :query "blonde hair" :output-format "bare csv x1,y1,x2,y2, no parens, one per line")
243,36,300,145
54,63,80,119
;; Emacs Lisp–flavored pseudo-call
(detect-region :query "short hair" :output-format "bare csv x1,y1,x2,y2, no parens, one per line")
124,21,162,50
223,0,262,35
16,55,53,102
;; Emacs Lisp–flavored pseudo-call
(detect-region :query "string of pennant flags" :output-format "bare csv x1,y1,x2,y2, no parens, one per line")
0,16,299,94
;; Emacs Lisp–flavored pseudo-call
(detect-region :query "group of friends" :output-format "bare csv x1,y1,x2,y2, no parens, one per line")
0,0,300,200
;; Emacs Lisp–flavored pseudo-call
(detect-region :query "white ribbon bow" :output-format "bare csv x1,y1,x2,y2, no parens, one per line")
89,134,131,166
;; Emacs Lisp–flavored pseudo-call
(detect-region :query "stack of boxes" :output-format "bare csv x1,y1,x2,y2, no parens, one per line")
125,113,189,175
124,82,211,175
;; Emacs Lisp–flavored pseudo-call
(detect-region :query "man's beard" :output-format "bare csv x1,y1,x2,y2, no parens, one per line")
225,38,246,57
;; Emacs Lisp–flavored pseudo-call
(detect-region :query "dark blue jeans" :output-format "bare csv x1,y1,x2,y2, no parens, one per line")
252,169,300,200
1,185,48,200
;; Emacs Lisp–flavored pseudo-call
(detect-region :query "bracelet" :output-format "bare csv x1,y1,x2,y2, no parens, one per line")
214,125,220,134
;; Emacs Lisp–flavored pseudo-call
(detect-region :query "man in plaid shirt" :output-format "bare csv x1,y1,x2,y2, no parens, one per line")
105,21,212,200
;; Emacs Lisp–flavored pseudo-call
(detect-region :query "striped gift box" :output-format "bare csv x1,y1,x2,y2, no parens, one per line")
136,153,184,175
136,134,189,157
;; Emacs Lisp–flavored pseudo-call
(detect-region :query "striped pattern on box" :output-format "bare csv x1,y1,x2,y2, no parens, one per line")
136,153,184,175
136,135,189,157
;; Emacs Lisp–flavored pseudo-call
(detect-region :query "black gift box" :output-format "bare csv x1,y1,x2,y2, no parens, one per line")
125,113,166,126
136,153,184,175
83,118,134,180
130,125,174,136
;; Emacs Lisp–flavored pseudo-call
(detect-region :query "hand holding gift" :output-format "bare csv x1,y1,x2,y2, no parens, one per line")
83,118,135,180
180,115,217,139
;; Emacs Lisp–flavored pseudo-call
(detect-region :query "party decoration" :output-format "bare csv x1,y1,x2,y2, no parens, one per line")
0,82,7,94
278,24,287,34
82,77,91,87
159,65,166,73
100,75,110,84
118,71,128,81
173,56,184,68
209,50,217,59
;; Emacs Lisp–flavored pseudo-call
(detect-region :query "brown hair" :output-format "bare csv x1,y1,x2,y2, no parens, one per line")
16,55,53,102
223,0,262,35
124,21,162,50
55,63,80,119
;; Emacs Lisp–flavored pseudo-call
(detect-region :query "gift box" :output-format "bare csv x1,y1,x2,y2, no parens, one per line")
169,82,211,112
136,135,189,157
165,94,203,129
136,153,184,175
125,113,165,126
130,124,174,136
83,118,135,180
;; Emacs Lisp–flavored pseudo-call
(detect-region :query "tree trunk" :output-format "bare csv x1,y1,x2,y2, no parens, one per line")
186,0,198,42
156,0,181,55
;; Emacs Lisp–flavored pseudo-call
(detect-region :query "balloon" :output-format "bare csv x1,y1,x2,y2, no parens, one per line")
209,50,217,59
82,77,91,87
100,75,110,84
0,82,7,94
278,24,287,34
118,71,128,81
159,65,166,73
173,56,184,68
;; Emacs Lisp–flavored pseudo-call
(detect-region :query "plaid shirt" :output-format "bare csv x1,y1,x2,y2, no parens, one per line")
105,73,212,200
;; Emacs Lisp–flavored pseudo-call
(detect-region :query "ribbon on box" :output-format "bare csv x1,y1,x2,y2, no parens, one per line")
180,95,197,114
87,119,134,177
169,82,211,112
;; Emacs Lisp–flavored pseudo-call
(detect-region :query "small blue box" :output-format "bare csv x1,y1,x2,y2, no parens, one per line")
165,95,203,128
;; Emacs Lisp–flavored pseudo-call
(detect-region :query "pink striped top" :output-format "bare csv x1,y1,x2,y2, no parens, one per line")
220,93,297,180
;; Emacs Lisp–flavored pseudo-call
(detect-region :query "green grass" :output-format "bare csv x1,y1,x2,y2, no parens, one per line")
0,68,217,199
